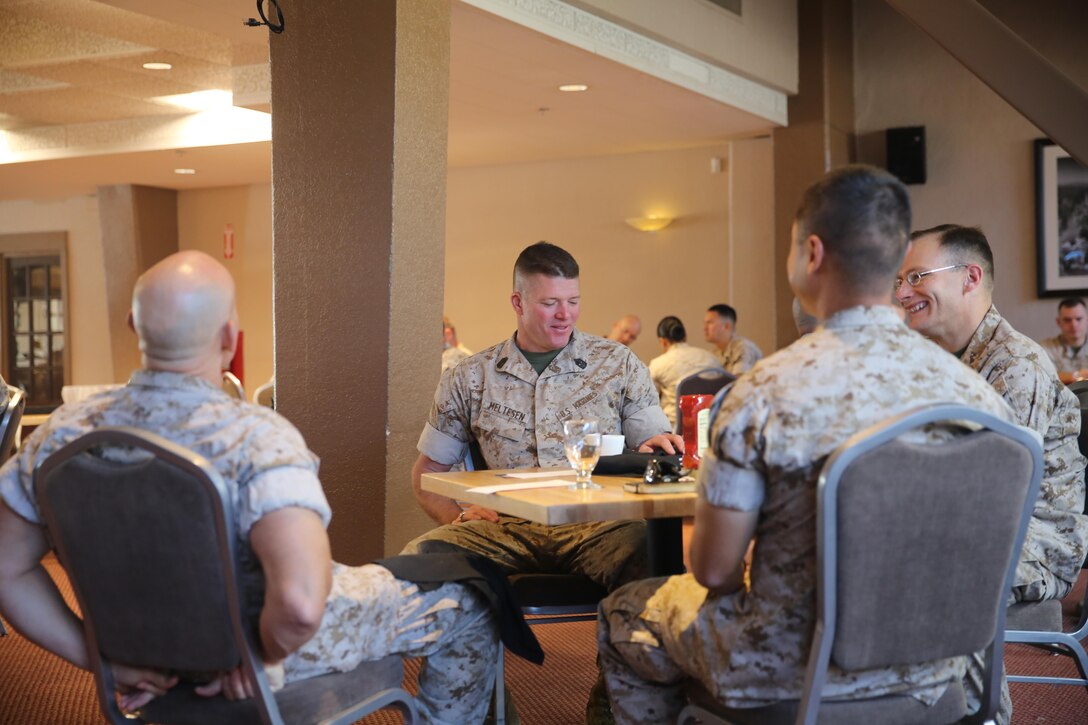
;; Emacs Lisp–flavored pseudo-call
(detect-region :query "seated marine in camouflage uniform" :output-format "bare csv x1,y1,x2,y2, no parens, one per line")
405,241,683,591
598,167,1017,724
703,303,762,374
0,251,497,725
1039,296,1088,384
898,224,1088,603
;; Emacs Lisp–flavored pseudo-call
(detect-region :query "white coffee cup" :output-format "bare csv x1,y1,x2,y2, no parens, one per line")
601,434,625,457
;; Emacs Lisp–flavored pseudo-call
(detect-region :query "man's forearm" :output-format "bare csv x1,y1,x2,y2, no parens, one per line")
0,564,89,670
411,455,461,524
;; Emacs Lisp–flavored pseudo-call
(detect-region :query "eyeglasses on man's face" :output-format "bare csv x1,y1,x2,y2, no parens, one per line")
894,264,969,290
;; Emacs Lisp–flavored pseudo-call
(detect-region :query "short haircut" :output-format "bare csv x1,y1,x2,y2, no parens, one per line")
656,315,686,343
513,241,579,290
707,304,737,325
793,165,911,292
910,224,995,290
1059,297,1086,312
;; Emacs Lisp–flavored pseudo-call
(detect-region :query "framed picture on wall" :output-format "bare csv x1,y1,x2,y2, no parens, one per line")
1036,139,1088,297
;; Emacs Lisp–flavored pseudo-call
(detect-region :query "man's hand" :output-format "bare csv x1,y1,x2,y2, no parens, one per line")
452,504,499,525
113,663,177,712
637,433,685,455
195,666,256,701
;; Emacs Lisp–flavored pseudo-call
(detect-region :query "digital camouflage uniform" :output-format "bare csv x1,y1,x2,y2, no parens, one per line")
0,370,497,725
1039,335,1088,380
648,342,724,428
715,334,763,375
441,343,472,373
962,307,1088,601
405,330,672,590
598,306,1015,724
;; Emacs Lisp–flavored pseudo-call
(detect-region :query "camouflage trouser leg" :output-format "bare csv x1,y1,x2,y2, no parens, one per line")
284,569,497,725
390,581,498,725
597,576,692,724
1011,563,1073,602
962,650,1011,725
400,515,647,590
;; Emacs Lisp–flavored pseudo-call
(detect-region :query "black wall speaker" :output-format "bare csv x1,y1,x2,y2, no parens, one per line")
886,126,926,184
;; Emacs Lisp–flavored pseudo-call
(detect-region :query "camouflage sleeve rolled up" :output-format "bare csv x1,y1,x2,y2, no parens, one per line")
695,376,767,512
418,363,473,466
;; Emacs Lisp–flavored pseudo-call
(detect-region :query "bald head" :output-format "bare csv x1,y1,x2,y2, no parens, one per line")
608,314,641,346
131,251,238,375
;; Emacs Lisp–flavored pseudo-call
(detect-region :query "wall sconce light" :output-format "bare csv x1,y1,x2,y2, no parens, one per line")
625,216,674,232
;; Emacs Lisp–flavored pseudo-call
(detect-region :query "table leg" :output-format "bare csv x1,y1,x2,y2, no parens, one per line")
646,517,684,577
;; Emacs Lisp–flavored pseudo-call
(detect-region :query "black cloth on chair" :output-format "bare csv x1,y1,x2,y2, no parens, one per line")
377,553,545,665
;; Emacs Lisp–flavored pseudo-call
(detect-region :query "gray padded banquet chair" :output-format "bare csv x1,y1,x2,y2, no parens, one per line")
676,403,1043,725
35,426,416,725
674,368,734,437
0,385,25,637
1004,379,1088,690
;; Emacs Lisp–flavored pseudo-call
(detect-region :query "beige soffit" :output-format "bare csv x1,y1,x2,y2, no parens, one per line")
461,0,788,126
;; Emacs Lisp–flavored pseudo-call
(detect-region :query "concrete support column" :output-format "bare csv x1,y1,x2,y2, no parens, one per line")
771,0,854,347
96,185,178,383
270,0,450,563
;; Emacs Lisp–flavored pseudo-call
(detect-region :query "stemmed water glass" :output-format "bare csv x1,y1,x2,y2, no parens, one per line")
563,419,602,490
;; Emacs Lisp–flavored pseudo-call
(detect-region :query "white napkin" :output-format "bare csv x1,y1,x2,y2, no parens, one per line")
466,480,576,494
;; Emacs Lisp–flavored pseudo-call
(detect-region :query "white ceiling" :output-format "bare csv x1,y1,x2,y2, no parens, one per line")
0,0,779,201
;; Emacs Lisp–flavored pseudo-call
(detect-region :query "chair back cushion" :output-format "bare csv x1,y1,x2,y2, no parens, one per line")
830,429,1034,670
37,436,242,672
676,368,734,398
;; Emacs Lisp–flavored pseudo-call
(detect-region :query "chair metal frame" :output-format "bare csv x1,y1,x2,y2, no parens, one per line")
678,404,1043,725
0,385,25,637
222,370,246,400
254,378,276,408
1003,379,1088,689
35,426,416,725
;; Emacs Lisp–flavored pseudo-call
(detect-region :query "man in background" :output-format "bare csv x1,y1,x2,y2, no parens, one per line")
1039,297,1088,383
441,315,473,373
0,251,498,724
606,314,642,347
703,303,762,374
896,224,1088,604
600,166,1015,724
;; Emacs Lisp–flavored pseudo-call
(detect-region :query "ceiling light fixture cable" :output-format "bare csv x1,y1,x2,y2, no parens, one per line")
244,0,284,34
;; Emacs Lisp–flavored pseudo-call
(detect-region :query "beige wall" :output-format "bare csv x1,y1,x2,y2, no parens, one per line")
0,196,112,385
444,144,763,364
177,184,275,393
728,135,777,354
853,0,1083,341
570,0,798,94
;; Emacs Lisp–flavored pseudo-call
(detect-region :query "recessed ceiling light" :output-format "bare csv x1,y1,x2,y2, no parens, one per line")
558,84,589,92
174,168,196,175
143,62,173,71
